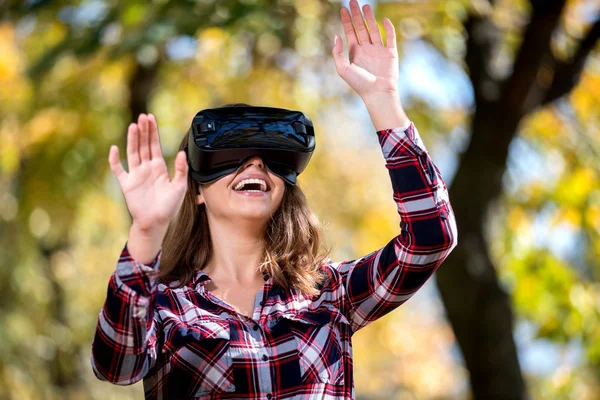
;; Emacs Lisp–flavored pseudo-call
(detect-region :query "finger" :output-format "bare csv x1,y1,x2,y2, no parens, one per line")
332,35,350,77
172,150,189,183
349,0,371,45
383,18,397,49
340,7,359,48
148,113,164,160
138,113,150,161
363,4,383,46
108,145,127,183
126,123,140,168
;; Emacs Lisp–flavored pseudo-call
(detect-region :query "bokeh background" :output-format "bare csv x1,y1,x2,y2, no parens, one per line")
1,0,599,399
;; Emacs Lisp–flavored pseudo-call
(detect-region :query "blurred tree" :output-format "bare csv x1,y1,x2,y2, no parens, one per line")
0,0,338,398
425,1,599,398
374,0,600,398
1,0,600,399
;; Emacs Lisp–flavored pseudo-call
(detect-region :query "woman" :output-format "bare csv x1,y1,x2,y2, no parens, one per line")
91,0,458,399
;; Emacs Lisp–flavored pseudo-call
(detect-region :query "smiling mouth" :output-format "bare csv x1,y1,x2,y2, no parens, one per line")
233,178,270,192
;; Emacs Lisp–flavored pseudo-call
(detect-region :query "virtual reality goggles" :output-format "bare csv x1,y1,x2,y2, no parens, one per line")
185,106,315,185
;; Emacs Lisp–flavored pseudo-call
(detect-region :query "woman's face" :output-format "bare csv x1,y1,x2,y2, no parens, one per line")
196,156,285,224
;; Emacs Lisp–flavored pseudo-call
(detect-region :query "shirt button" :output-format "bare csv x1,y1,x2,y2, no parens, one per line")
267,394,272,399
262,354,268,361
253,324,259,331
259,301,265,306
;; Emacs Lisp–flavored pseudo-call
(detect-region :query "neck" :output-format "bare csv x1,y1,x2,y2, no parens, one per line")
204,217,267,284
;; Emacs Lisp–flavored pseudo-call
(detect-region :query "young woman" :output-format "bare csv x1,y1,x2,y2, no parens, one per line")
91,1,458,399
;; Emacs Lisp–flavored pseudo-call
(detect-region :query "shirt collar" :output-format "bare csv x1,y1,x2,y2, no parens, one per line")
190,269,211,288
191,270,270,287
190,269,274,290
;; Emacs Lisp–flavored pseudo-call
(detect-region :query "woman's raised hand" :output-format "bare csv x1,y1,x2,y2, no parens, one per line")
108,113,189,233
332,0,399,101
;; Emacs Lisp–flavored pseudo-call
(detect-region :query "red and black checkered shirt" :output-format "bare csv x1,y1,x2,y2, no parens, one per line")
91,123,458,399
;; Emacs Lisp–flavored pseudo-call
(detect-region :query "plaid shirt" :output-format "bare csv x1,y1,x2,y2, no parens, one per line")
91,123,458,399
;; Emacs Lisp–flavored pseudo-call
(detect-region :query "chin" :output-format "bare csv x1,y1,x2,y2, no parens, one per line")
237,210,274,222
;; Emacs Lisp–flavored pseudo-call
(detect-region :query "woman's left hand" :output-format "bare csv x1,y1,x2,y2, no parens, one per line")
332,0,399,101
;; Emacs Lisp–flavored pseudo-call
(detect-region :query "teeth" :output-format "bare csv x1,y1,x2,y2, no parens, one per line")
234,178,267,192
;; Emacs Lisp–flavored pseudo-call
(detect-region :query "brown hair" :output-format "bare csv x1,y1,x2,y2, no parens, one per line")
158,104,328,297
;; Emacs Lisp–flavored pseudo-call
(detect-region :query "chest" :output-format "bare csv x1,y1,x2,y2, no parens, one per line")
210,286,260,318
205,279,265,318
153,291,353,398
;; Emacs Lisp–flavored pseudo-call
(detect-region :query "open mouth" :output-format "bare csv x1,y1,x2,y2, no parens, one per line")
233,178,270,193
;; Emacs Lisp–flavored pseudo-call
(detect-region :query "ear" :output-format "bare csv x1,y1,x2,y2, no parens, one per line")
196,188,205,205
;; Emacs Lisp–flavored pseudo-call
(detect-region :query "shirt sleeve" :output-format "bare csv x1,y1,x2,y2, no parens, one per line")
330,123,458,332
90,242,163,385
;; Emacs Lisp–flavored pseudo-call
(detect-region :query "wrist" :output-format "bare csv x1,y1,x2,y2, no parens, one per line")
128,223,167,265
131,220,168,240
361,90,400,107
361,92,410,131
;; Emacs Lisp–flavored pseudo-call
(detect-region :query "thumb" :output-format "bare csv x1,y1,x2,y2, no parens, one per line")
172,150,188,183
332,35,350,77
108,145,127,184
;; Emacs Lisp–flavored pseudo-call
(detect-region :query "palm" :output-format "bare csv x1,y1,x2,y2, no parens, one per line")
346,45,398,95
121,157,185,227
109,114,189,231
333,0,399,98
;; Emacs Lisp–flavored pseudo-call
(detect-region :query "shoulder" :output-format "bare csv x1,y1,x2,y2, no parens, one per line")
310,259,347,307
153,282,202,315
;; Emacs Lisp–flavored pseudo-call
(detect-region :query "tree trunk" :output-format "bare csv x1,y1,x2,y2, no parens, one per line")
432,0,600,398
435,104,526,399
128,60,160,123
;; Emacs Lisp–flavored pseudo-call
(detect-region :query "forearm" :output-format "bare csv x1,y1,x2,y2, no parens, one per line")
91,244,161,383
92,298,158,384
128,222,167,265
362,91,410,131
339,123,458,331
377,123,457,255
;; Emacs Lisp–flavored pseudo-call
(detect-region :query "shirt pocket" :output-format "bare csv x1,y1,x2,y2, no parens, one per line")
165,318,236,396
279,307,350,386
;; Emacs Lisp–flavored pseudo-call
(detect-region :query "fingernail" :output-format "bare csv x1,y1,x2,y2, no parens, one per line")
334,35,338,46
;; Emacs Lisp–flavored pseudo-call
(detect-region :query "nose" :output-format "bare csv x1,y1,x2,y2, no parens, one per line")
243,155,265,170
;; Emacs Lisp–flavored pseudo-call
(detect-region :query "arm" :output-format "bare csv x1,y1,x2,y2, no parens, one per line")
331,112,457,332
92,111,185,384
90,241,162,384
331,1,458,332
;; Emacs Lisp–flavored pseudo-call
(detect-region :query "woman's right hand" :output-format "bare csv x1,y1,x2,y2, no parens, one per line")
109,113,189,234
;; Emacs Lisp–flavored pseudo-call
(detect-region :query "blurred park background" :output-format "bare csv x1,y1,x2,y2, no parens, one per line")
1,0,599,399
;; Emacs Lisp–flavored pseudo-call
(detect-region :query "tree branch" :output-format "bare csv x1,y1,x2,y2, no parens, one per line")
542,16,600,105
499,0,567,119
464,13,502,105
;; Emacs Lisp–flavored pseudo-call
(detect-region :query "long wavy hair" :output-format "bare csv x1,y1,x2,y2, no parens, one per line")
159,104,329,297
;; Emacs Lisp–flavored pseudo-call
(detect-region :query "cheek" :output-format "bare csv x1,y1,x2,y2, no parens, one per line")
274,186,286,208
199,181,229,208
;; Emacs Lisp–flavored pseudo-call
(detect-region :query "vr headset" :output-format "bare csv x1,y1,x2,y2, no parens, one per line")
185,106,315,185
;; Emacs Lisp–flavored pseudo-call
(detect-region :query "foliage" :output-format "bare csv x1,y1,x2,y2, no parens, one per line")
0,0,599,399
